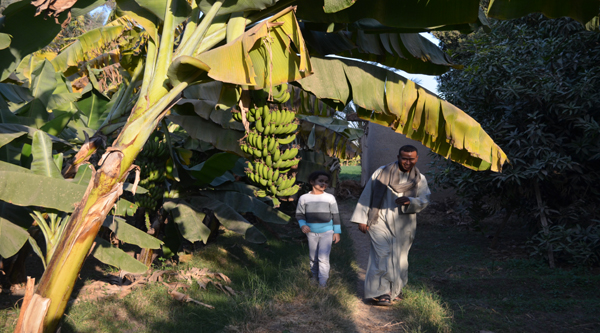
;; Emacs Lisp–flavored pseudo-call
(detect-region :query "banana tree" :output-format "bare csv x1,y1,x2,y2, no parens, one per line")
4,0,592,331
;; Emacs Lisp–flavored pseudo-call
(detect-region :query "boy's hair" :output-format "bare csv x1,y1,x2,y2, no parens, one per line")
308,170,330,183
399,145,418,155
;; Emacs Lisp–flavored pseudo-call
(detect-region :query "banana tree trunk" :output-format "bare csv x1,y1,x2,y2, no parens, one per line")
21,81,189,332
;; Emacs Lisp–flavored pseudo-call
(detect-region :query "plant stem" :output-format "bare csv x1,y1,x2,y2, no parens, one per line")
147,0,175,104
176,0,224,57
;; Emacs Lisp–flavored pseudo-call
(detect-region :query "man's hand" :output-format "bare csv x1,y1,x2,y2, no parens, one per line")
395,196,410,206
301,225,311,234
358,224,369,234
333,233,340,244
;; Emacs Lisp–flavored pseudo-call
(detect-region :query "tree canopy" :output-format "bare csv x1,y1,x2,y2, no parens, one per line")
434,13,600,267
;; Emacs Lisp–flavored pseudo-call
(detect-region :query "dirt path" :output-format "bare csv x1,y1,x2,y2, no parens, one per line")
338,200,402,332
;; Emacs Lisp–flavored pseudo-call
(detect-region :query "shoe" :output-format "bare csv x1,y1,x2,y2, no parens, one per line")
376,294,392,306
310,277,318,285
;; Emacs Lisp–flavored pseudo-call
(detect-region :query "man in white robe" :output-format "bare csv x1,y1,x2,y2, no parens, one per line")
351,145,430,306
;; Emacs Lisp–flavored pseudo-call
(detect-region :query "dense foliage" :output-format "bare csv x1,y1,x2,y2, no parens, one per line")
434,15,600,266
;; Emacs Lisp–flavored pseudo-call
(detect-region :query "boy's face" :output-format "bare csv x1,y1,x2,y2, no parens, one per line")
310,175,329,192
398,151,418,172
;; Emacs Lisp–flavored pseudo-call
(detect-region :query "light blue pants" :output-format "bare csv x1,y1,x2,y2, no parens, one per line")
307,230,334,287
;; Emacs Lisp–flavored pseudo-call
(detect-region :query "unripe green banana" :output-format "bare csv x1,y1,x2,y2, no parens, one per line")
267,136,276,152
233,112,242,122
266,154,272,168
278,134,296,145
256,133,263,149
270,141,279,155
263,106,272,124
273,148,281,162
259,176,267,186
255,118,265,132
267,167,274,180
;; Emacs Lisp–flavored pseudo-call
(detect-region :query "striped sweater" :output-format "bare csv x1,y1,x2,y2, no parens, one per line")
296,192,341,234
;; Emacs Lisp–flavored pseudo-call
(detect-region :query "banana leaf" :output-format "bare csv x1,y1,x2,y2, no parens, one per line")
168,114,244,154
0,160,86,212
198,0,279,16
0,0,105,80
134,0,191,26
0,218,30,258
183,152,241,185
0,123,72,149
31,131,63,179
14,60,57,129
200,191,291,224
50,26,126,75
0,33,11,50
296,0,481,32
163,199,212,244
102,216,163,249
297,116,360,159
189,196,267,243
303,29,460,75
297,57,508,172
194,7,312,89
91,237,149,273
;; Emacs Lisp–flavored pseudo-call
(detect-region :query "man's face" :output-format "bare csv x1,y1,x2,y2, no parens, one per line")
398,151,418,172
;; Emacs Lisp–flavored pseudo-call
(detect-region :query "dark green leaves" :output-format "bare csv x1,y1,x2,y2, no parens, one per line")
103,216,163,249
0,218,30,258
296,0,481,31
488,0,600,24
92,237,149,273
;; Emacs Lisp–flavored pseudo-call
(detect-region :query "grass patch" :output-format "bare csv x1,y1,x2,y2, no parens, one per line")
395,284,453,333
405,219,600,332
0,220,358,333
339,165,361,182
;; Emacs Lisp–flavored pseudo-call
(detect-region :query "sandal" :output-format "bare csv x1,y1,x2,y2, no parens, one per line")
376,294,392,306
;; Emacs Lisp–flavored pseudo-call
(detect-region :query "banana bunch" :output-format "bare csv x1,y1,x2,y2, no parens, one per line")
270,83,290,104
233,100,301,198
134,133,170,210
139,135,169,159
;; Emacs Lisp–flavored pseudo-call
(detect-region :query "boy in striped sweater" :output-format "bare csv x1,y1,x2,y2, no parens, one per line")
296,171,341,288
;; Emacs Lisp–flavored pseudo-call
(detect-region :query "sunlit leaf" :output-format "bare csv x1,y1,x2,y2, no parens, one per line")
31,131,63,179
197,7,312,89
0,161,86,212
298,57,508,171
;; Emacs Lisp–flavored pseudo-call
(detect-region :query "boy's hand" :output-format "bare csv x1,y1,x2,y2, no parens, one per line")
358,224,369,234
333,233,340,244
301,225,311,234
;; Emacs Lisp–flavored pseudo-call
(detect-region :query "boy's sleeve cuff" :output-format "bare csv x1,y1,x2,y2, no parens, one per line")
298,220,307,227
333,225,342,234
